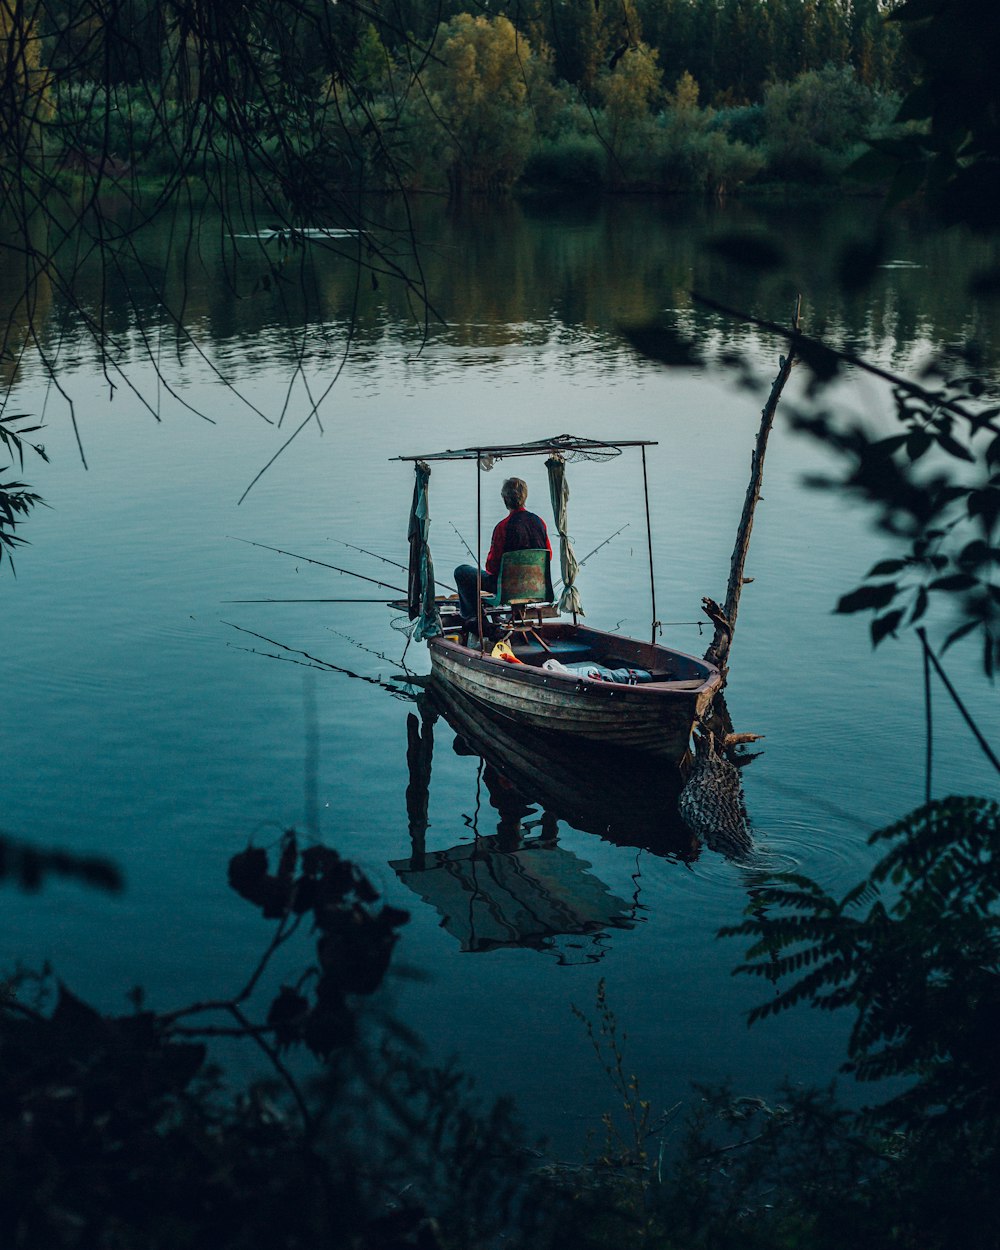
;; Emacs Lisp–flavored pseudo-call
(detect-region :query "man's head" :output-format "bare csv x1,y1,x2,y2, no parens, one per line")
501,477,528,510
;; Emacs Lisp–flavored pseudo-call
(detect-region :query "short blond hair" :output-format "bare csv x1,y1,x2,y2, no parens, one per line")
501,477,528,509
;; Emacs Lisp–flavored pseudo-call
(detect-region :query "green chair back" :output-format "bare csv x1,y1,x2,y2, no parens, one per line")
485,549,554,608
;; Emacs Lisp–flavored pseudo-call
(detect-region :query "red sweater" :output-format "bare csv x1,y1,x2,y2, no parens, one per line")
485,508,552,576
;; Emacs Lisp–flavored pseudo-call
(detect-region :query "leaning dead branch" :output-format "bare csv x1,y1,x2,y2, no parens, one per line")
704,295,802,673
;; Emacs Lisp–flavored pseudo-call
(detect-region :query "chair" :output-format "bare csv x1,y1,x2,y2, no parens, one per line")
480,549,557,647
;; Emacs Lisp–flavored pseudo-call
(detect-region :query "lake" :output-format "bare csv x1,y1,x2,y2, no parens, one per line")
3,193,998,1155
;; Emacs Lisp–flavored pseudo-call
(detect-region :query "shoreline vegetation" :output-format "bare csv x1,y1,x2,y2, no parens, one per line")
10,1,914,209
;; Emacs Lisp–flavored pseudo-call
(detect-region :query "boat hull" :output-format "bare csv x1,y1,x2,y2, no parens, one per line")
427,622,721,763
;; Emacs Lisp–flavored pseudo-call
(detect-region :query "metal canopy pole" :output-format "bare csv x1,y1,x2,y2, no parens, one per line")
475,453,484,650
641,445,657,646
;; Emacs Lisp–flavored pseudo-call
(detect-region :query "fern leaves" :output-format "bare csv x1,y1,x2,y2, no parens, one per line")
723,797,1000,1135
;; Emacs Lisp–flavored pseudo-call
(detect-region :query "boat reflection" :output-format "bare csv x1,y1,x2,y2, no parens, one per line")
428,678,699,856
389,680,723,959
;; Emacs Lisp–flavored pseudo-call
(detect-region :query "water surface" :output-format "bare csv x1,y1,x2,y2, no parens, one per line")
3,194,998,1152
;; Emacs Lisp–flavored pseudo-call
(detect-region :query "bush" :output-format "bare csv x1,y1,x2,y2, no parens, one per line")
708,103,765,148
521,135,607,189
652,111,764,196
761,64,881,184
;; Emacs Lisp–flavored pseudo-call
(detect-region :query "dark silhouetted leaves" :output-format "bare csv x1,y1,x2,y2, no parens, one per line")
968,486,1000,532
0,831,122,893
837,235,887,292
267,986,311,1047
704,233,786,271
871,610,904,646
943,618,981,651
794,336,840,384
928,573,977,592
909,585,929,624
934,428,975,462
836,583,898,614
867,559,907,577
0,827,533,1249
228,831,409,1056
619,323,704,368
969,269,1000,298
723,796,1000,1141
906,429,933,461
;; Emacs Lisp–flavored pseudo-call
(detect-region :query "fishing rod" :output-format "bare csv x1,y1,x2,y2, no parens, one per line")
229,536,408,595
328,535,410,571
578,522,630,568
224,622,413,698
450,521,476,563
553,522,631,590
224,597,395,604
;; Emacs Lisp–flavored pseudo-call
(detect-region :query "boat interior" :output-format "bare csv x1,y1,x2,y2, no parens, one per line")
436,608,713,687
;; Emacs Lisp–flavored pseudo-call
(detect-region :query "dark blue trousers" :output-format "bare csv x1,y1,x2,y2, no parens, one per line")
454,564,497,619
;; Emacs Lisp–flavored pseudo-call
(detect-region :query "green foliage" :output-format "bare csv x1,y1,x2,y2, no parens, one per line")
708,103,766,148
521,135,607,190
724,797,1000,1134
653,117,764,196
762,64,884,184
856,0,1000,232
0,830,536,1248
0,412,46,572
406,13,540,194
595,42,663,179
52,80,188,175
786,351,1000,675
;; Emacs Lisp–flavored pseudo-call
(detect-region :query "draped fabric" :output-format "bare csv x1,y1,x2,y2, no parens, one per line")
546,455,583,617
407,460,442,641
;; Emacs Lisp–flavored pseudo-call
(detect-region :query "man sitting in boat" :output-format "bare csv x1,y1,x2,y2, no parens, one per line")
454,477,552,626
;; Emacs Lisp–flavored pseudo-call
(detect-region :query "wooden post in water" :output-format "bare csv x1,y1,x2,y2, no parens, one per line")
704,295,801,674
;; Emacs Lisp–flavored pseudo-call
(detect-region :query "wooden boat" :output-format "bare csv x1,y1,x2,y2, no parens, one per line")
427,622,720,763
396,434,723,766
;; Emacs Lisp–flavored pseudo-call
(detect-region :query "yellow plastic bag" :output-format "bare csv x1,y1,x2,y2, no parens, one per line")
490,640,523,664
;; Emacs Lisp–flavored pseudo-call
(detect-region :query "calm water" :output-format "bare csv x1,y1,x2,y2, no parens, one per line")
3,195,998,1152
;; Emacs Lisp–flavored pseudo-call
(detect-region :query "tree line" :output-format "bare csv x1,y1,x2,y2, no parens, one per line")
0,0,915,207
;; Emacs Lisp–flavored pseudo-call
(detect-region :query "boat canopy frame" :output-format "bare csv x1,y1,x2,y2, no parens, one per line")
394,434,660,647
393,434,656,464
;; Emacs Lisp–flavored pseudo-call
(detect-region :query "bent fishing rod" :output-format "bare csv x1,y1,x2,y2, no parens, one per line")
229,536,408,594
326,536,457,593
227,535,457,597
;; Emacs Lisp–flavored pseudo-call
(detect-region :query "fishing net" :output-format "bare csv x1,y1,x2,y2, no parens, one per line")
558,444,622,463
402,435,633,465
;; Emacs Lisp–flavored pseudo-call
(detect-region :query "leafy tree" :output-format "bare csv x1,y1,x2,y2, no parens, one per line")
595,41,662,181
409,13,539,194
0,0,48,156
540,0,643,95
